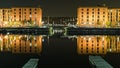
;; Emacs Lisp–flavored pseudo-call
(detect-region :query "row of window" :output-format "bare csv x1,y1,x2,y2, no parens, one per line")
81,12,106,14
14,49,38,52
14,45,37,49
80,15,105,18
2,8,37,12
80,47,105,50
14,11,37,14
81,19,105,22
80,8,106,11
14,8,37,11
80,43,104,46
80,51,105,54
14,15,35,18
80,8,120,12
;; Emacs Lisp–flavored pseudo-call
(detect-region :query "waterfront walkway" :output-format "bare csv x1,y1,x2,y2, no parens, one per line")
1,27,120,36
89,56,113,68
22,59,39,68
66,27,120,35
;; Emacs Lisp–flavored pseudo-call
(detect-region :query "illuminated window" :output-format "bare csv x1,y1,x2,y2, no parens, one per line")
87,12,89,14
81,15,83,17
98,8,100,11
82,12,83,14
92,48,93,50
97,48,99,50
81,44,83,46
14,9,16,11
87,16,89,18
97,51,99,53
103,15,105,18
19,15,21,18
97,44,99,46
81,19,83,21
24,12,26,14
81,48,83,50
87,9,89,11
86,47,88,50
14,50,16,52
19,9,21,11
14,15,16,17
98,16,99,18
30,48,32,52
119,10,120,12
3,10,4,12
35,12,37,14
86,44,88,46
103,12,105,14
111,19,112,22
20,49,21,52
19,42,21,45
102,51,104,53
30,18,32,21
81,22,83,24
86,50,88,53
19,12,21,14
29,9,31,11
98,12,100,14
87,19,89,21
92,51,93,53
35,40,36,43
30,12,32,14
92,44,94,46
102,48,104,50
97,19,99,22
14,42,16,45
14,12,16,14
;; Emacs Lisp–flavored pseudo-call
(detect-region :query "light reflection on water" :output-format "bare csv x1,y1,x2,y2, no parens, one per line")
0,34,42,54
0,34,120,55
77,35,120,55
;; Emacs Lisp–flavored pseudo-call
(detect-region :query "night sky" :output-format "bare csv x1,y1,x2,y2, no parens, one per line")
0,0,120,17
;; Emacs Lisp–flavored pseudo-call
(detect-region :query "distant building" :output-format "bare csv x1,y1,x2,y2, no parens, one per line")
0,6,42,27
77,6,108,27
42,17,77,25
77,6,120,27
108,8,120,27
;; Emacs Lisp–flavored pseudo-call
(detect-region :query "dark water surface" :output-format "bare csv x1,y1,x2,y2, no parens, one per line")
0,35,120,68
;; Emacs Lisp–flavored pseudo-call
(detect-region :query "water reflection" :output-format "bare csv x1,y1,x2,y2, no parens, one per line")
77,36,120,55
0,34,42,54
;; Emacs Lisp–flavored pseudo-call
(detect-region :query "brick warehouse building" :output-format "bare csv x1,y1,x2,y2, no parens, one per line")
0,6,42,27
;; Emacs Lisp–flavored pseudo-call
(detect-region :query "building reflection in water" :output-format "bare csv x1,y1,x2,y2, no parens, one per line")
0,34,42,54
77,36,120,55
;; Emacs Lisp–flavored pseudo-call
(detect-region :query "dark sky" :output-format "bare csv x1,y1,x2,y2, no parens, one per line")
0,0,120,17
